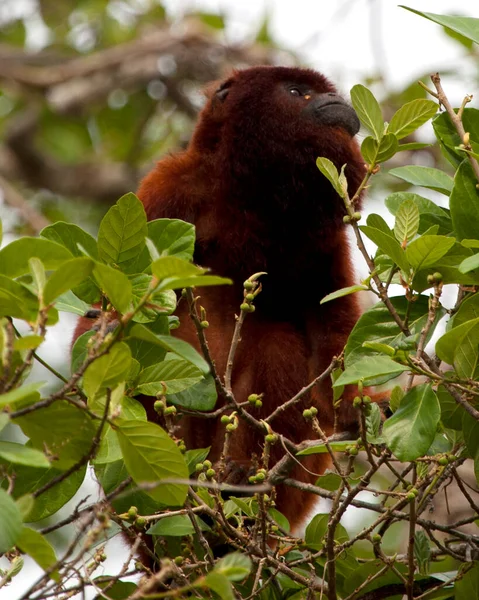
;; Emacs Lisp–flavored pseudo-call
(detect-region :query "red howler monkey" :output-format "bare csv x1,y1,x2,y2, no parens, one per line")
77,66,365,532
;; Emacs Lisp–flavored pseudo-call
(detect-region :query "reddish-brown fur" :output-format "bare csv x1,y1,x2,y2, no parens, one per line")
76,66,366,532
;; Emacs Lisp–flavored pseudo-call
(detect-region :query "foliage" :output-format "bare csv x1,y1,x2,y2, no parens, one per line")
1,5,479,600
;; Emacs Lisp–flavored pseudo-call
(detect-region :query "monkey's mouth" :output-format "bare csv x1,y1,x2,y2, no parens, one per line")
315,102,361,137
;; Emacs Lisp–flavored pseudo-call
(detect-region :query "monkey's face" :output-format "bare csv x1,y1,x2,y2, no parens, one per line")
194,66,360,163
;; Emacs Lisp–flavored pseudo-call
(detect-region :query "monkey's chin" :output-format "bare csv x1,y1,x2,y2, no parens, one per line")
316,104,361,137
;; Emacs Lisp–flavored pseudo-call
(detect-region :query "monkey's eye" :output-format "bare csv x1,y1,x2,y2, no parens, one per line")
289,88,302,97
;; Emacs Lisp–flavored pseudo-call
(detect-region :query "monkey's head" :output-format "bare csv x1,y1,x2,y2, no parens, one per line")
191,66,363,196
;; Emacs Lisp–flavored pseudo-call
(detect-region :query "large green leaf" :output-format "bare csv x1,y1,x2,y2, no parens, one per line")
450,160,479,241
148,514,210,536
41,222,98,259
0,238,72,278
98,193,148,266
0,441,50,468
135,359,204,396
0,489,22,553
166,374,217,411
394,198,419,244
405,235,455,270
304,513,349,551
93,262,132,314
11,463,86,522
359,225,410,272
130,324,209,374
43,257,93,305
388,99,438,140
350,84,384,140
401,7,479,45
83,342,132,401
412,242,479,292
389,165,453,195
14,401,96,470
130,274,176,323
385,192,452,235
116,419,188,505
382,384,440,461
147,218,195,260
0,275,39,321
16,527,59,581
316,157,343,197
333,356,409,387
432,108,479,168
345,296,442,367
436,317,479,366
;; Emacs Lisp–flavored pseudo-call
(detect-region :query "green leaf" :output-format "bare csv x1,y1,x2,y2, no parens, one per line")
405,235,455,270
202,572,234,600
41,221,98,259
361,134,398,164
14,335,43,351
388,99,438,139
450,160,479,241
305,514,349,551
54,290,90,316
455,562,479,600
0,275,39,321
93,580,138,599
400,7,479,44
315,472,342,491
116,419,188,505
297,441,354,456
93,262,132,314
412,242,479,292
11,463,86,522
0,382,43,408
213,553,252,581
320,284,368,304
185,447,211,475
394,199,420,245
135,359,204,396
98,192,148,266
333,356,409,387
359,225,410,272
166,374,217,411
385,192,452,235
350,84,384,140
366,402,383,443
389,165,454,195
147,219,195,261
414,530,431,575
14,401,96,470
16,527,59,580
382,384,440,461
436,317,479,365
316,157,344,197
83,342,132,400
376,133,399,162
0,441,50,468
43,258,93,305
159,274,233,291
130,324,209,374
0,238,72,278
151,256,205,280
130,274,176,323
432,109,479,168
0,489,22,553
147,514,210,536
29,257,46,295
